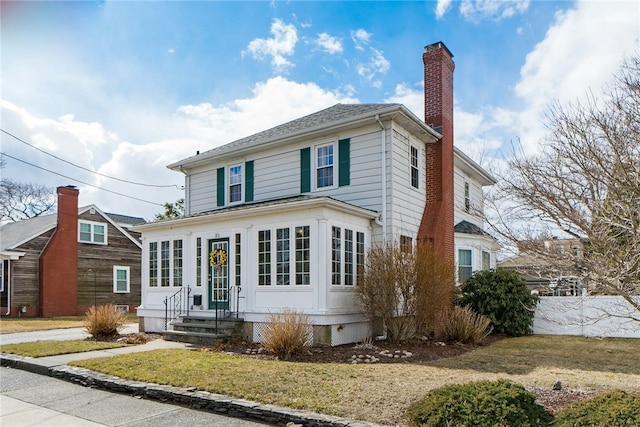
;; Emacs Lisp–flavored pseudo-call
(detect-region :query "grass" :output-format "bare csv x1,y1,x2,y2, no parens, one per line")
0,313,138,334
71,335,640,426
0,340,129,357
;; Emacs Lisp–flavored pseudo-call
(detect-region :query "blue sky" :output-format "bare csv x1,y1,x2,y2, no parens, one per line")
1,0,638,220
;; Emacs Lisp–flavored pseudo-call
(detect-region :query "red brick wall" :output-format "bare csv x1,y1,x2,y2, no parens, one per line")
39,186,79,316
419,42,455,261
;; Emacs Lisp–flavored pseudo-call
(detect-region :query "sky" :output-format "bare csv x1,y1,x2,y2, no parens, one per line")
1,0,638,221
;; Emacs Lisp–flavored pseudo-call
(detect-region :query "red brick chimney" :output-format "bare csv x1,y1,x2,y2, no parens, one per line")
40,186,79,316
418,41,455,261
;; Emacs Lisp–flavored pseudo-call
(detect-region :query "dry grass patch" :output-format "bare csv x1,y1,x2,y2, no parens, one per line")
0,340,128,357
70,336,640,426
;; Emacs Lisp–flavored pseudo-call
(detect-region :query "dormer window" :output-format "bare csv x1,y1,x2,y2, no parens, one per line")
229,165,243,203
79,220,107,244
316,144,334,188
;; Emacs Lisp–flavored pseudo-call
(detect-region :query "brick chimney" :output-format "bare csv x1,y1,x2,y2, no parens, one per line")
40,186,79,316
418,41,455,261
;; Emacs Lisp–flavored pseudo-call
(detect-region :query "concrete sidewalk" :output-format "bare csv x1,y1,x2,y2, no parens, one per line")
0,327,382,427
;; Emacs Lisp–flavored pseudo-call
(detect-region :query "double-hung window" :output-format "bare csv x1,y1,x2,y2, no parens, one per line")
458,249,473,283
464,181,471,213
113,266,130,293
332,226,365,286
229,165,243,203
79,221,107,244
410,146,419,189
316,144,334,188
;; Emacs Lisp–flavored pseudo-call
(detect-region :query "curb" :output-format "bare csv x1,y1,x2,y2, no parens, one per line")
1,353,386,427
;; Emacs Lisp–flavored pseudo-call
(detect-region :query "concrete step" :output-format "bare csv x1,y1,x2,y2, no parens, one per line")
172,322,237,334
162,330,231,346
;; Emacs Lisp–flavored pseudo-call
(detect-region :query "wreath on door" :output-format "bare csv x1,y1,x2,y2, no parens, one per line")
209,249,227,267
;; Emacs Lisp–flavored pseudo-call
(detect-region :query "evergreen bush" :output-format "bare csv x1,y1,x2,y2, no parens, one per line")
553,390,640,426
406,379,552,427
460,269,538,336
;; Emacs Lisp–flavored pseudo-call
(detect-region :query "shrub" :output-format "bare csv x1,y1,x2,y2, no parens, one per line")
406,379,552,427
84,304,127,339
262,308,312,360
460,269,538,336
553,390,640,426
444,305,492,345
357,242,455,342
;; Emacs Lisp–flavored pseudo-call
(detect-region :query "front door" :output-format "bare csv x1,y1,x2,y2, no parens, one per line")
208,238,229,310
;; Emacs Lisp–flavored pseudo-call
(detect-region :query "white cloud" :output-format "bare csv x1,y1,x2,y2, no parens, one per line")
435,0,453,19
316,33,343,54
245,19,298,71
351,29,371,50
356,48,391,84
459,0,530,22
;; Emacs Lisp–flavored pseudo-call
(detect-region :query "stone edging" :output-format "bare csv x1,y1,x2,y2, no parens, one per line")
1,353,385,427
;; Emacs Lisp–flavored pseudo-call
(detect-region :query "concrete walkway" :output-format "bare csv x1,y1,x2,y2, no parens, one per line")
0,327,382,427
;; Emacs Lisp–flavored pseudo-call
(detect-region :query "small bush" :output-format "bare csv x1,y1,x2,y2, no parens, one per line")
553,390,640,426
406,379,552,427
84,304,127,339
460,269,538,336
262,308,312,360
444,305,492,345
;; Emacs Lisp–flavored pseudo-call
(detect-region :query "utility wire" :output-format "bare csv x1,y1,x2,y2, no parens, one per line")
0,151,165,206
0,128,181,189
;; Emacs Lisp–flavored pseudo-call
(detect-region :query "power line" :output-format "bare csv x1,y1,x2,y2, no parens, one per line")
0,151,165,206
0,128,181,189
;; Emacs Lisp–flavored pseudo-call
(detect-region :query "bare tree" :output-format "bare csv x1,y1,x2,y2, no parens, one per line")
0,178,56,222
491,54,640,318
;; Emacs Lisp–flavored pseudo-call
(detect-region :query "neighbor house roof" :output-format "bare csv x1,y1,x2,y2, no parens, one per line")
168,103,442,171
0,205,144,251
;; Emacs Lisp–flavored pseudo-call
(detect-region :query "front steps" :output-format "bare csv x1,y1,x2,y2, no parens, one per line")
163,315,244,346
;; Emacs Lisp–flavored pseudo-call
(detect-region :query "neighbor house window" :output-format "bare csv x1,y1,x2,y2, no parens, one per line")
149,242,158,287
229,165,243,203
410,146,419,189
464,181,471,213
79,221,107,244
458,249,473,283
316,144,334,188
295,226,310,285
113,266,130,293
0,261,5,292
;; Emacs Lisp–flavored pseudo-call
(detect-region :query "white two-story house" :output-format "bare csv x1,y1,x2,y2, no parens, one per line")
135,42,497,345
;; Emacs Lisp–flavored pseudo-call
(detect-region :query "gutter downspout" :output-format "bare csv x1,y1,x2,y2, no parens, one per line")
5,260,10,315
375,114,387,242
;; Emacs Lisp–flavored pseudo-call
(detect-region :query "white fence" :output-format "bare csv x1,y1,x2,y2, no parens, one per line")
533,296,640,338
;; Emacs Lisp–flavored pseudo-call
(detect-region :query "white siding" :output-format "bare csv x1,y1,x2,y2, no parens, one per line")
188,169,217,214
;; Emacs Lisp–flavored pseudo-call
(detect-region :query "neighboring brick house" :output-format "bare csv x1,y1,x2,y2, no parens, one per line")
134,41,498,345
0,186,144,317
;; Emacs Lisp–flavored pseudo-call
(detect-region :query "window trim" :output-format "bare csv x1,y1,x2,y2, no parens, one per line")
113,266,130,293
78,220,108,245
315,142,335,190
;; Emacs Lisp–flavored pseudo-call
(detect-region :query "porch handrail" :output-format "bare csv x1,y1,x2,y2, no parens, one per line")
164,287,191,329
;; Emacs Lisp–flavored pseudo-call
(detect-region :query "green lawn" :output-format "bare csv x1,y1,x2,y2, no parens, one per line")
71,335,640,426
0,340,129,357
0,313,138,334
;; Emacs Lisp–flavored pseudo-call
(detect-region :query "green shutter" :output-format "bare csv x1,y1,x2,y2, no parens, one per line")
216,167,225,207
245,160,254,202
338,138,350,187
300,147,311,193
